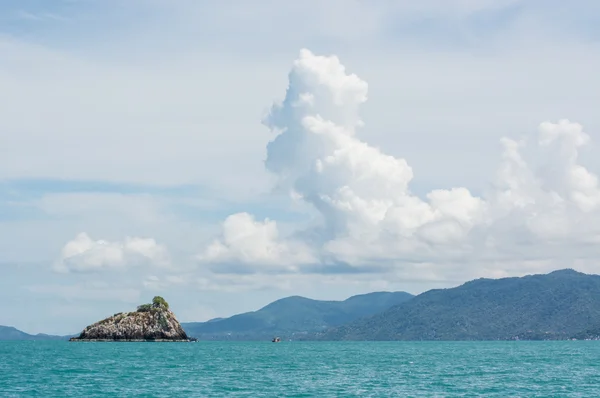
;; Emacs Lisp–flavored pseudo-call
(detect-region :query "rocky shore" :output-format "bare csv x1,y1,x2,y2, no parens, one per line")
70,296,193,342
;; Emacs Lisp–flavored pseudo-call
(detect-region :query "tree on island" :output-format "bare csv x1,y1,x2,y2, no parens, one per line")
137,296,170,312
152,296,169,309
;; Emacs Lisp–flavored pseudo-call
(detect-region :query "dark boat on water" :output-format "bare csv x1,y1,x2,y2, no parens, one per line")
272,337,281,343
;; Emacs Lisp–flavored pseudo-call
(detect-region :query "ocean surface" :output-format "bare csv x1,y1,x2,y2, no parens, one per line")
1,341,599,397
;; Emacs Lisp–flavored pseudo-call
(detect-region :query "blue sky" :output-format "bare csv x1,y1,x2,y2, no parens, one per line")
2,0,600,334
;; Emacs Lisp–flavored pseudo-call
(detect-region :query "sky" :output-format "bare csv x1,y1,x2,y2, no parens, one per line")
1,0,600,335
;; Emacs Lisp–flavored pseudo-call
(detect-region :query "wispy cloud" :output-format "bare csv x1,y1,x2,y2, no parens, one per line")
14,10,69,22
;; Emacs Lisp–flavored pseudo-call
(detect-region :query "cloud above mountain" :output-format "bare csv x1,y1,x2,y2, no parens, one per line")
199,49,600,277
197,212,315,273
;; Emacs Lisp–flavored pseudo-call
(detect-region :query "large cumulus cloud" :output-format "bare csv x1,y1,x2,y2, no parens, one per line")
199,49,600,277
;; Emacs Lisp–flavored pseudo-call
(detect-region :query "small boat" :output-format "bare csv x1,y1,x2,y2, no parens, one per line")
272,337,281,343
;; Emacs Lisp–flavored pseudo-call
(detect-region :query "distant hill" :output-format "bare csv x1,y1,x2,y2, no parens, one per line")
320,269,600,341
0,325,69,341
182,291,414,340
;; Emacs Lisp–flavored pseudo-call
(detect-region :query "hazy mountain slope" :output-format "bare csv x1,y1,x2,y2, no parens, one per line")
0,325,68,341
182,291,414,340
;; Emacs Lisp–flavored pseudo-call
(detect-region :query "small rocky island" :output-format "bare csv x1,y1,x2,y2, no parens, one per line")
70,296,194,342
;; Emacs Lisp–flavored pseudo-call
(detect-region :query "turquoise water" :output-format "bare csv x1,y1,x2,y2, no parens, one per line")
1,341,599,397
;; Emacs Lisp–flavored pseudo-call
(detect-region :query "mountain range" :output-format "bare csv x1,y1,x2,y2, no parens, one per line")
321,269,600,340
4,269,600,341
182,291,414,340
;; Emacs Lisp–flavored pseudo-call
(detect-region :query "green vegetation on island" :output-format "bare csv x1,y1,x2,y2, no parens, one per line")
137,296,170,313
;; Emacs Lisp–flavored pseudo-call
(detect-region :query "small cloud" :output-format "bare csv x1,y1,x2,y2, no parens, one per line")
197,212,315,273
54,232,170,273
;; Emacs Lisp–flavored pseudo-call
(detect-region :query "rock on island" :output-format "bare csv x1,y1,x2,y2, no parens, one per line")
70,296,192,342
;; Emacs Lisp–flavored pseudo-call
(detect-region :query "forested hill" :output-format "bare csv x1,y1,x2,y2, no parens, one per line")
320,269,600,341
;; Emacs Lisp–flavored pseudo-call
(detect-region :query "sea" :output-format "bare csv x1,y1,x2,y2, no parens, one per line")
1,341,599,397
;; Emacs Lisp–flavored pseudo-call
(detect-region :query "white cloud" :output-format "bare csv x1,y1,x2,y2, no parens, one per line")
200,49,600,278
537,120,600,212
197,212,315,272
262,49,488,264
54,232,170,273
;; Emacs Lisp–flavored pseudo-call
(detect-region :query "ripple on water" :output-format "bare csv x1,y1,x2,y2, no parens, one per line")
1,341,600,397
